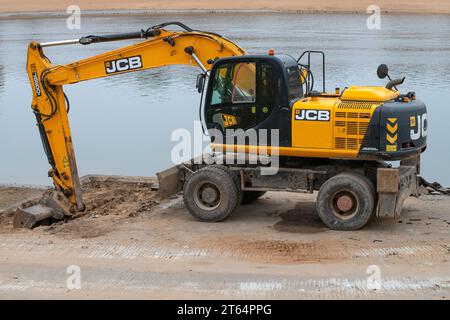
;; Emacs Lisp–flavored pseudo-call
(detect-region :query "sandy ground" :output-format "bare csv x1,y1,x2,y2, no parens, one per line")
0,176,449,299
1,0,450,15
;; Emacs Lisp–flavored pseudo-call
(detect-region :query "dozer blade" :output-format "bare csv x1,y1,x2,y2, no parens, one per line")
156,155,222,198
13,191,71,229
156,165,184,198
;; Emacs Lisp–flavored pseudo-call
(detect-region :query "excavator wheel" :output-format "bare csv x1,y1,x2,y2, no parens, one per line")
207,165,243,204
242,191,267,204
183,166,240,222
316,172,376,231
209,166,265,205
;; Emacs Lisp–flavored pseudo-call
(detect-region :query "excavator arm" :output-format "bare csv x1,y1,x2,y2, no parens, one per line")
18,22,246,228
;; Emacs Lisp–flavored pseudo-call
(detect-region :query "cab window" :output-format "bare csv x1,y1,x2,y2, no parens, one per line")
210,62,256,105
206,61,278,133
286,65,303,102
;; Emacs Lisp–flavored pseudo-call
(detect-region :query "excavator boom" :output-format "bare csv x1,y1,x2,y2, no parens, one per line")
17,22,246,228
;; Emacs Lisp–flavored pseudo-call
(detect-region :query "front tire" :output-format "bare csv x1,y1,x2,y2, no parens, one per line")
183,166,240,222
316,173,376,231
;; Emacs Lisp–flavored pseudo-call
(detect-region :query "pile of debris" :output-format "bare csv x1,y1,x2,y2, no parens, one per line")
419,177,450,195
0,176,160,232
78,175,159,218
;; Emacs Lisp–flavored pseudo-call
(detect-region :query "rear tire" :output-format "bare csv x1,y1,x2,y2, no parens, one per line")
242,191,267,204
316,172,376,231
183,166,240,222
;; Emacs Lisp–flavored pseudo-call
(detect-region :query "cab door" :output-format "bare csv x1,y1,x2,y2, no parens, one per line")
206,61,258,132
204,58,290,147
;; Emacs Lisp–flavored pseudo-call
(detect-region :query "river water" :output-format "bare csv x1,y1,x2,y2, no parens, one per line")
0,12,449,186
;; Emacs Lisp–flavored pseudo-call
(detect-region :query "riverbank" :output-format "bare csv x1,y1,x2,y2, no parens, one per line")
1,0,450,16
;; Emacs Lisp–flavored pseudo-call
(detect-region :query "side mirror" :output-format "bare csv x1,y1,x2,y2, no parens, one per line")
196,73,206,94
377,64,389,79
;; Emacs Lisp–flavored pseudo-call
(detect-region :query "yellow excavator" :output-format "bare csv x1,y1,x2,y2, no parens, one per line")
18,22,427,230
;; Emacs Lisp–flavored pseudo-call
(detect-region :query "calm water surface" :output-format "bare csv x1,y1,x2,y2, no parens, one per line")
1,13,450,185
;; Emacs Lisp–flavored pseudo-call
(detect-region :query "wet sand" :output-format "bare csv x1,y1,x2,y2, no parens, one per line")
0,176,449,299
1,0,450,15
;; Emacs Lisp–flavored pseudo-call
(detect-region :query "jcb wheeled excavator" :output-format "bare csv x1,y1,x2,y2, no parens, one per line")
18,22,427,230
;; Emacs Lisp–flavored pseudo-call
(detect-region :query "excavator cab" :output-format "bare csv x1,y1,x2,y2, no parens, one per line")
204,55,303,147
204,52,427,162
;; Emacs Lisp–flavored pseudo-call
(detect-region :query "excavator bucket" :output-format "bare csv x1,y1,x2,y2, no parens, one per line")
13,191,71,229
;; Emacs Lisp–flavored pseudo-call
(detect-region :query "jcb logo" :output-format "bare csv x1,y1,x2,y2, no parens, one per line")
295,109,330,121
222,113,237,128
410,113,427,140
105,55,143,74
31,64,41,97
